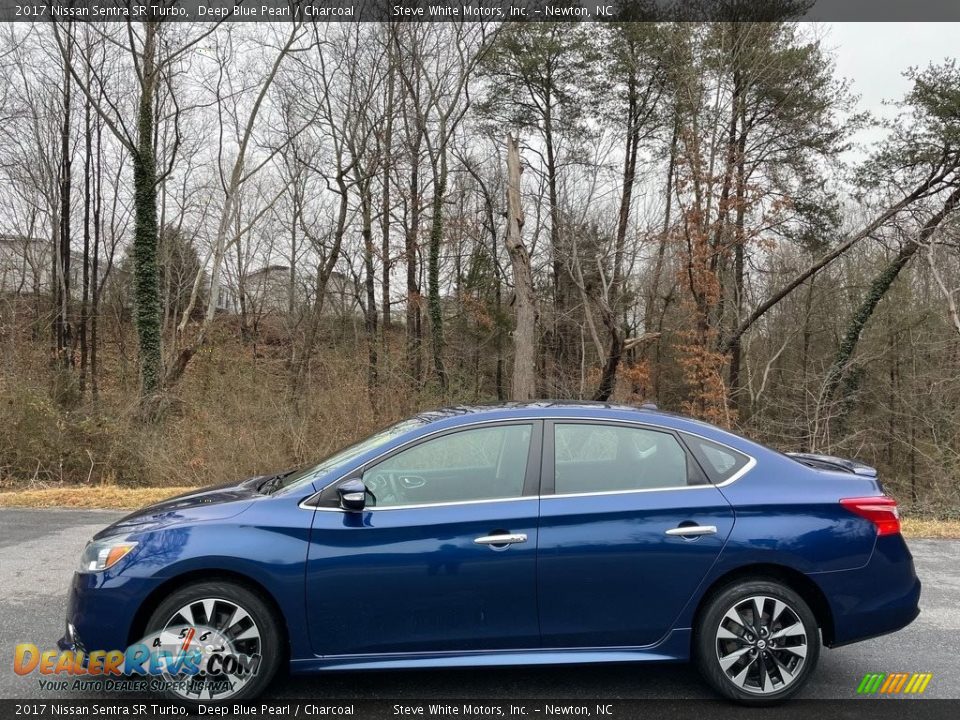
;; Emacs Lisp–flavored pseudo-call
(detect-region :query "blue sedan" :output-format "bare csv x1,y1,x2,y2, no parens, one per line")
60,402,920,704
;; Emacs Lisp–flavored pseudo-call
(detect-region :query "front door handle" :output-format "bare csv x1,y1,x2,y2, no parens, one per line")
665,525,717,537
474,533,528,546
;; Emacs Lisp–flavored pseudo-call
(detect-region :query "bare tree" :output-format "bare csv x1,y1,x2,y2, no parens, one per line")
396,23,497,393
504,134,537,400
167,21,311,388
51,15,224,405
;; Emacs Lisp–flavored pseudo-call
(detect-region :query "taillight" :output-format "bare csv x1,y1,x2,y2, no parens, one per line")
840,496,901,536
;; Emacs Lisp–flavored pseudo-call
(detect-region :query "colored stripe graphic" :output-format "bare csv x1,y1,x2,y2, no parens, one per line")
880,674,898,693
857,673,886,694
858,673,932,695
904,674,921,694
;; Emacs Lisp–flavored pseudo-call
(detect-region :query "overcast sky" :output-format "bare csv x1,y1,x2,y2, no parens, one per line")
826,23,959,117
822,23,958,159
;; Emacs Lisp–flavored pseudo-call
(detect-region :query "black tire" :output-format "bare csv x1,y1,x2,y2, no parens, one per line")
144,580,282,701
694,579,820,705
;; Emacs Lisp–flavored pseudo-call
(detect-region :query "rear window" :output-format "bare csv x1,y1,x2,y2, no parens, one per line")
682,434,751,482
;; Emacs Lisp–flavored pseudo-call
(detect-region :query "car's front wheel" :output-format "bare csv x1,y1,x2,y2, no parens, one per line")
694,580,820,704
144,580,282,701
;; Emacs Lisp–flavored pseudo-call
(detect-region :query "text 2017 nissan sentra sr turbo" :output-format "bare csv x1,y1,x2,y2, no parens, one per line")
59,402,920,704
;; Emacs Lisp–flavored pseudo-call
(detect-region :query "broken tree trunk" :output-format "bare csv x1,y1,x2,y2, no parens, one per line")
504,134,537,401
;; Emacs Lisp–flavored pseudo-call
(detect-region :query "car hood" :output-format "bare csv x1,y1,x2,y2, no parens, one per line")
93,476,266,540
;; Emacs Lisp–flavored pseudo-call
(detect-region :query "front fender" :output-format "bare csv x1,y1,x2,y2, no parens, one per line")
66,497,315,662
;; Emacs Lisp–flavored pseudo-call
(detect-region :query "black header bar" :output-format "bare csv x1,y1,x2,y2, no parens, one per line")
1,0,960,23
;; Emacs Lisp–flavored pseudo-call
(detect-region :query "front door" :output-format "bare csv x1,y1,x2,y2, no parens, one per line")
305,421,542,656
537,421,736,648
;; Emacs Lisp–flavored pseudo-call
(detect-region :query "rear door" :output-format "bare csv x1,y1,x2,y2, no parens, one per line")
536,421,738,648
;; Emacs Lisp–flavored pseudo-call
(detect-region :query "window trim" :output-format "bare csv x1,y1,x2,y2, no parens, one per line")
301,420,543,511
298,416,756,511
317,495,535,513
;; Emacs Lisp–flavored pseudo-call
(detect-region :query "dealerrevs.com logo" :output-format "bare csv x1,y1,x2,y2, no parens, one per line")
857,673,933,695
14,624,260,699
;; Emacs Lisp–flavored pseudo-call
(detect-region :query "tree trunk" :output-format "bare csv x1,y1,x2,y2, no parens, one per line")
289,233,297,315
361,181,379,403
427,149,448,393
594,76,642,402
504,135,537,401
493,230,506,403
468,157,507,402
643,119,678,401
56,30,73,372
90,108,102,401
79,75,91,395
544,110,569,381
131,20,163,400
405,138,423,389
381,50,395,331
727,83,749,414
287,178,348,402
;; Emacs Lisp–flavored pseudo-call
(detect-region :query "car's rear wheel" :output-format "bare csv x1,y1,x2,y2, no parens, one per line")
144,581,282,701
694,580,820,705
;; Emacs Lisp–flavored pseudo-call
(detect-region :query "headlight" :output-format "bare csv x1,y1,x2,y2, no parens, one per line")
78,538,138,573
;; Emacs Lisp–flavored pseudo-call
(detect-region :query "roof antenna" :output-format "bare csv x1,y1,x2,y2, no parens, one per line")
639,403,658,410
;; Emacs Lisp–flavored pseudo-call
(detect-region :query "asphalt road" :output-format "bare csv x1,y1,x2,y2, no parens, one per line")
1,508,958,701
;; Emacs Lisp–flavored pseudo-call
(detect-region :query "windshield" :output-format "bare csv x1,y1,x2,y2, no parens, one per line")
271,418,427,494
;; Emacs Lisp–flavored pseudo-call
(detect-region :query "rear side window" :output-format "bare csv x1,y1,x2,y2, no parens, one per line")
553,423,699,494
682,434,751,482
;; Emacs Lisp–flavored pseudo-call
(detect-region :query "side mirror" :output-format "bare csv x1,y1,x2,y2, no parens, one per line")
337,478,367,511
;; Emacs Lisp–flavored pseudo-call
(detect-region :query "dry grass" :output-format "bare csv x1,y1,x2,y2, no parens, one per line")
0,485,198,510
0,315,421,491
900,517,960,539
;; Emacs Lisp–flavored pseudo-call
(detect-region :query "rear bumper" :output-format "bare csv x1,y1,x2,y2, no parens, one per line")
809,533,921,647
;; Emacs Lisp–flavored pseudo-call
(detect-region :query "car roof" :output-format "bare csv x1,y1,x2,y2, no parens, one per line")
413,400,674,424
405,401,769,458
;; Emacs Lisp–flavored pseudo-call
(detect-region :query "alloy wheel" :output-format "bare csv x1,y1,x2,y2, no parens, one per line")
715,594,808,695
158,597,263,700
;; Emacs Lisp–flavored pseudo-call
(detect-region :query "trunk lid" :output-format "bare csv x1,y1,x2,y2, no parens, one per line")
786,452,878,478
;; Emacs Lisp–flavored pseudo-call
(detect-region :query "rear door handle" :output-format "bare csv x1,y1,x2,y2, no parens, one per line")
665,525,717,537
474,533,528,546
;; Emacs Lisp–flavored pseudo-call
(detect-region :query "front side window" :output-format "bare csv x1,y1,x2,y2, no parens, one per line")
554,423,694,494
274,418,427,494
361,424,532,507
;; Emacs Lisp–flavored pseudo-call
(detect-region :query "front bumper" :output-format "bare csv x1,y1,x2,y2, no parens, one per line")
810,533,921,647
58,570,163,653
57,620,85,653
